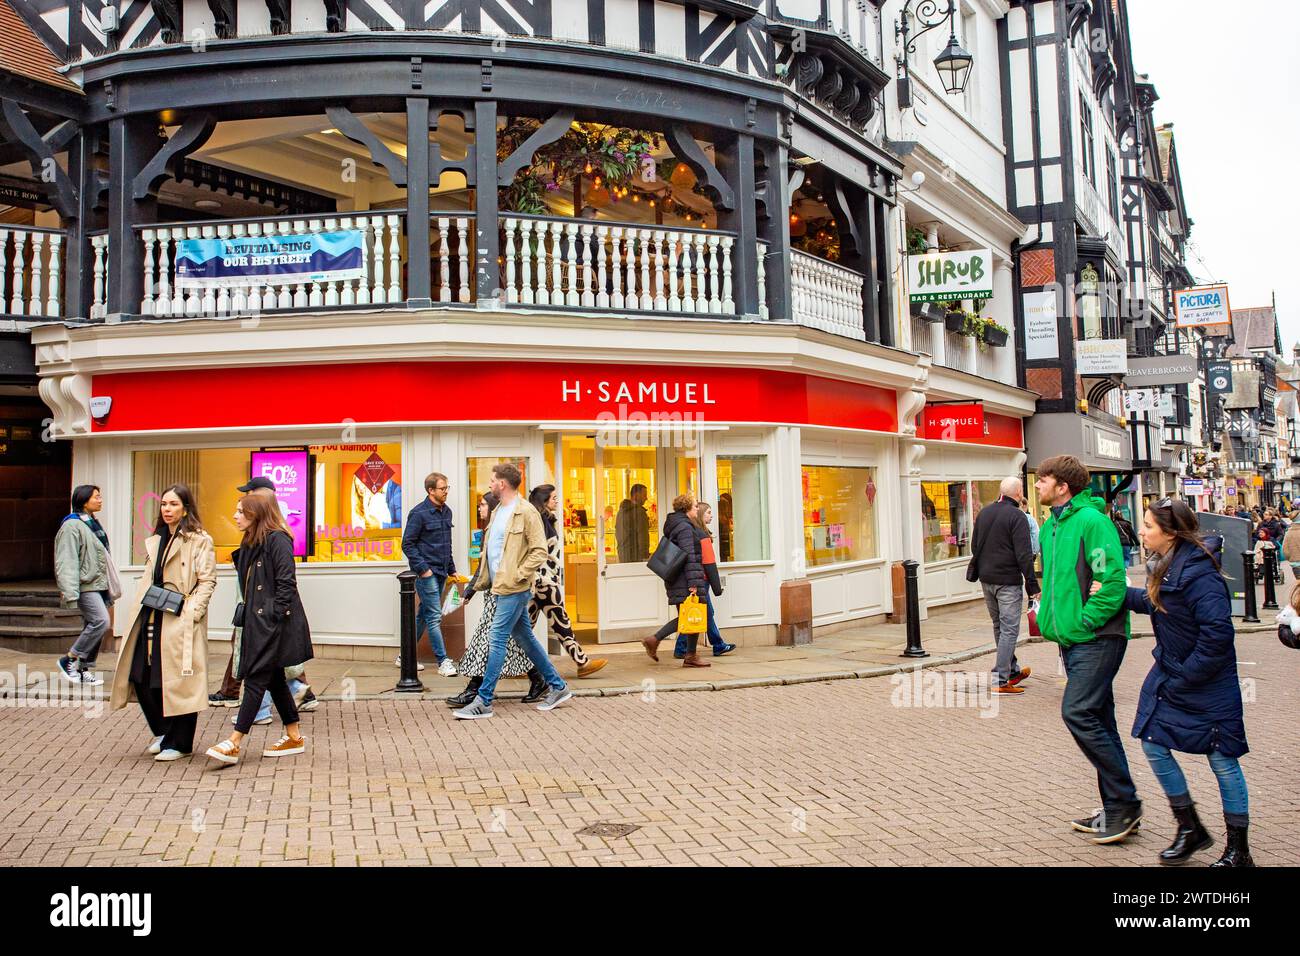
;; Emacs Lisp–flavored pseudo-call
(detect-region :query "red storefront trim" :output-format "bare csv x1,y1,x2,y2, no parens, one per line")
89,361,900,434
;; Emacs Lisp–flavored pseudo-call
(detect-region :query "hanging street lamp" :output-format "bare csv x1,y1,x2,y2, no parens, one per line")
895,0,975,105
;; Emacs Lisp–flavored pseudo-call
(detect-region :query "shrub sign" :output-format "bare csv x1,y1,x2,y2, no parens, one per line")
907,249,994,303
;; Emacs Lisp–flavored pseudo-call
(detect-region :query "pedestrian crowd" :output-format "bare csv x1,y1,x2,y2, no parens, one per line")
52,452,1273,866
969,454,1259,866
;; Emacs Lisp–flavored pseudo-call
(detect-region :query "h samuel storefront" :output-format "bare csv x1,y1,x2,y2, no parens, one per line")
34,312,1034,657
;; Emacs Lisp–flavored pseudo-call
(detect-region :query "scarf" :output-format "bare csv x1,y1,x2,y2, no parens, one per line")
62,512,110,553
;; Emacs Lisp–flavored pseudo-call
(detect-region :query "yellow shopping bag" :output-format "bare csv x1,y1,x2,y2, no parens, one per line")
677,590,707,634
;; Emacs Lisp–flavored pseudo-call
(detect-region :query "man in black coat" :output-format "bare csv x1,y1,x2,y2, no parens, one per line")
967,477,1040,693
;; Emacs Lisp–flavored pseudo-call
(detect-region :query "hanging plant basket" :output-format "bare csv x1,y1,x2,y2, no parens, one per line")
982,325,1009,348
944,311,966,333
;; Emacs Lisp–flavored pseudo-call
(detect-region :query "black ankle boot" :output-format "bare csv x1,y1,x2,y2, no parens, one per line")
446,677,482,708
1210,819,1255,868
1159,801,1213,865
521,669,547,703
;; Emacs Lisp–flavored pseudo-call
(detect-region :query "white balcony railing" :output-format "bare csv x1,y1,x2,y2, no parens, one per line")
136,212,405,317
790,249,865,341
0,226,64,318
501,215,737,315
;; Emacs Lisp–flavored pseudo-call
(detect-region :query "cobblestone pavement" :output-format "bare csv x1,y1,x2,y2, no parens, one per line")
1,630,1295,867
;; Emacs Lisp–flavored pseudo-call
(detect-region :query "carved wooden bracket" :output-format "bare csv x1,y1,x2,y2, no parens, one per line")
326,106,407,186
150,1,182,43
825,180,862,260
132,112,217,200
206,0,237,39
323,0,346,32
664,124,734,211
0,100,78,218
430,108,476,187
265,0,291,36
497,110,574,186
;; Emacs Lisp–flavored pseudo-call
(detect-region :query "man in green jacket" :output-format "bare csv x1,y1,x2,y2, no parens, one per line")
1035,455,1141,844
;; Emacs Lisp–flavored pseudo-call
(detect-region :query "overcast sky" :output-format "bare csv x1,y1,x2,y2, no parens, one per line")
1126,1,1300,352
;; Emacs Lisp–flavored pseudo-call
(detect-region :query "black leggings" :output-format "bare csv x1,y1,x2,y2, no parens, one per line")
653,615,699,655
234,667,299,735
134,681,198,754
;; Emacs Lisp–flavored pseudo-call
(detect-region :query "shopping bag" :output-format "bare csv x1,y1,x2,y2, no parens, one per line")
677,591,707,634
441,581,464,617
1026,599,1041,638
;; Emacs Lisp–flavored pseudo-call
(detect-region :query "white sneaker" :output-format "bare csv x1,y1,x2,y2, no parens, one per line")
437,658,459,677
146,736,164,756
154,749,188,762
395,656,426,671
79,671,104,686
231,714,273,726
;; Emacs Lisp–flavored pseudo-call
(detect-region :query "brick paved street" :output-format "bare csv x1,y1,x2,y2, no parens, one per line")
1,629,1295,867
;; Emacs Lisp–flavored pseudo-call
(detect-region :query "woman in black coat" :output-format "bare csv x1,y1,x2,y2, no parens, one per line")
205,493,313,766
1113,499,1252,867
642,494,710,668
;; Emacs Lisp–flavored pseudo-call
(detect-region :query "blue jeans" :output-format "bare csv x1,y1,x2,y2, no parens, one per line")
477,589,565,707
256,679,307,723
414,572,448,663
675,590,725,656
1141,740,1249,820
1060,635,1140,812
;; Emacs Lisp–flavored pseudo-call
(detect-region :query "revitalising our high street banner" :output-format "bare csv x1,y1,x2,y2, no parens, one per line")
174,230,365,288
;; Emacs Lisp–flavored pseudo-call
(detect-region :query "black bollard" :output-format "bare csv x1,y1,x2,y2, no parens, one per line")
395,570,425,692
1240,552,1260,624
1262,547,1279,610
901,559,929,658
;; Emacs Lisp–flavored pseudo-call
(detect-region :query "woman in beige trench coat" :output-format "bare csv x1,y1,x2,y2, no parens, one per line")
109,484,217,761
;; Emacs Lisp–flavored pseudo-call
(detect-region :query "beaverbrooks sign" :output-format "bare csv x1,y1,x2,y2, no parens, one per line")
906,249,994,303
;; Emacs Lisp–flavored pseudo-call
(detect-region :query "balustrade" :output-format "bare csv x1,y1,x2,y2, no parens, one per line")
0,227,64,318
790,249,865,341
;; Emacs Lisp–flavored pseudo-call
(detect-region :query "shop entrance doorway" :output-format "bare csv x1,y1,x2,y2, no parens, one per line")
546,434,699,644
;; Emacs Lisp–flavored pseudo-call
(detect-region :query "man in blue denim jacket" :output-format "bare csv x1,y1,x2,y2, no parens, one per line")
401,472,461,676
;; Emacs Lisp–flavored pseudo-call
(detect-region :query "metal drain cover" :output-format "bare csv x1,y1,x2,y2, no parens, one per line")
577,822,640,839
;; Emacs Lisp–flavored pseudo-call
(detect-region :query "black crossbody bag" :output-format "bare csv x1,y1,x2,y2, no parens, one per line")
232,556,255,628
141,585,185,615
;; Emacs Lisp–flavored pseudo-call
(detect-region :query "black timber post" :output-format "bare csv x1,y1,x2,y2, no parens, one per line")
105,116,156,317
755,140,791,321
873,195,896,347
63,131,96,320
474,99,500,305
717,132,759,318
405,97,433,307
858,190,880,343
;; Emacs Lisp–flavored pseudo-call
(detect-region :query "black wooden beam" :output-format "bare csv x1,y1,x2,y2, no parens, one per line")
755,139,791,322
405,97,432,306
131,111,217,200
105,115,157,316
665,124,734,211
717,132,759,318
497,109,574,186
474,100,500,304
325,105,408,185
0,100,79,219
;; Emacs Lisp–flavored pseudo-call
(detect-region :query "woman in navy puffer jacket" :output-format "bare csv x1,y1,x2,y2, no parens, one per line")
1118,498,1253,867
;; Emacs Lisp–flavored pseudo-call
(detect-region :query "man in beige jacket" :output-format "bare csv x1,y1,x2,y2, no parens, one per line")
453,462,572,719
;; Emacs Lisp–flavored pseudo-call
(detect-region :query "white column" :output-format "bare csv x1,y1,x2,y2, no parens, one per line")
994,258,1016,385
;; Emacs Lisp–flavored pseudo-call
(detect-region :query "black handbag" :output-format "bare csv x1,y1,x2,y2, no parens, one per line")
141,585,184,615
231,556,254,628
647,535,687,582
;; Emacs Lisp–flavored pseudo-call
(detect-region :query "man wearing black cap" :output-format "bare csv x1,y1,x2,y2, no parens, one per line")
209,476,317,713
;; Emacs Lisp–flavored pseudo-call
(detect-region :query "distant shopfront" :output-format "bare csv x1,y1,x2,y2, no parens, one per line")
914,403,1026,608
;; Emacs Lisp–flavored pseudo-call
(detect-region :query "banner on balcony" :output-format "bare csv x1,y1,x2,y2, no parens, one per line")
174,230,365,289
906,248,994,303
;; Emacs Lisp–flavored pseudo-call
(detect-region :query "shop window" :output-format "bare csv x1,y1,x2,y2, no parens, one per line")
467,457,528,576
717,455,770,562
921,480,972,562
605,446,658,563
130,442,404,565
973,480,1006,515
802,465,878,568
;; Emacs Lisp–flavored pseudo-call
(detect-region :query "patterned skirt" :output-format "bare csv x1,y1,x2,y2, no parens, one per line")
458,593,532,678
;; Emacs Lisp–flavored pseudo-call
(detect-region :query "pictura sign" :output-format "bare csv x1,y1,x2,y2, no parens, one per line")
1174,284,1232,328
906,249,994,303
